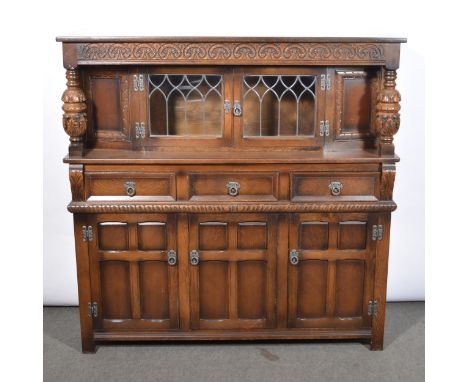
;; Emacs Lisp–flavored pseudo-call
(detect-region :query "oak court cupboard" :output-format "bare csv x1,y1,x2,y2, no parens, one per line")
57,36,405,352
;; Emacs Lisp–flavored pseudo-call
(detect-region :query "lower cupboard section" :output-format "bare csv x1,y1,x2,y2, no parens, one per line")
86,212,377,333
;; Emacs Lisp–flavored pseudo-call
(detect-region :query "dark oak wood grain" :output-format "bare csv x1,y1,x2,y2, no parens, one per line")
58,36,404,352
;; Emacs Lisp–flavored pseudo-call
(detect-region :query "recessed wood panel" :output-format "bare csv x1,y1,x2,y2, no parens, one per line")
199,222,227,250
335,260,365,317
137,222,167,251
237,261,266,319
98,222,128,250
338,221,367,250
199,261,229,319
100,261,131,319
237,222,267,250
299,222,329,250
90,77,122,132
297,260,328,318
139,261,169,319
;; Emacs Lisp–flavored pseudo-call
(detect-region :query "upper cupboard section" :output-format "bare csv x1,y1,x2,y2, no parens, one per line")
83,67,380,150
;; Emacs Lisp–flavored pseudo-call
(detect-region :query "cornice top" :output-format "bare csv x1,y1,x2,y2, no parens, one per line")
56,36,407,44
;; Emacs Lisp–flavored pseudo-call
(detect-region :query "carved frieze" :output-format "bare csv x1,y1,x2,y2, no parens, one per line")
74,42,385,65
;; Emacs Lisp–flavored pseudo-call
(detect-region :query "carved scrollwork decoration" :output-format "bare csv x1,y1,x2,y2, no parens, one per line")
374,69,401,155
75,42,385,64
61,68,87,154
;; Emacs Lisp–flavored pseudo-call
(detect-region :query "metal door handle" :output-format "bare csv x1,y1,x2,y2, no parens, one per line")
289,249,299,265
167,249,177,266
190,250,199,265
124,181,136,197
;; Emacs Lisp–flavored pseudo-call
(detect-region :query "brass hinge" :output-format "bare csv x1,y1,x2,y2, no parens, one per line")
367,300,378,316
87,302,98,318
133,74,144,91
81,226,93,242
320,120,330,137
372,225,384,241
320,74,331,91
135,122,146,138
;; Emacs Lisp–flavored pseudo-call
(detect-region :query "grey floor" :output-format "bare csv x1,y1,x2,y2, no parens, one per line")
44,302,424,382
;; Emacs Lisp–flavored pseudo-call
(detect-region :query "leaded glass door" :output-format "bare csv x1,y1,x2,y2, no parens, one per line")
234,68,326,148
135,67,233,147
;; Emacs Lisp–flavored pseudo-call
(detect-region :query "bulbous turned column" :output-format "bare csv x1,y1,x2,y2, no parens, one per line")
374,69,401,156
62,68,87,156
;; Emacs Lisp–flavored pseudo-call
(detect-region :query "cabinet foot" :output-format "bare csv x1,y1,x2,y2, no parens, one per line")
370,340,383,351
81,339,97,354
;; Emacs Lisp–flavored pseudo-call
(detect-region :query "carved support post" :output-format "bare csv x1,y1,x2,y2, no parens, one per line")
380,163,396,200
374,69,401,156
62,68,87,156
69,164,84,201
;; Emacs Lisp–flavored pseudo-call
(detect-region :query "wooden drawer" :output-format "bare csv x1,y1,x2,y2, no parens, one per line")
86,172,176,201
291,173,379,201
188,172,278,201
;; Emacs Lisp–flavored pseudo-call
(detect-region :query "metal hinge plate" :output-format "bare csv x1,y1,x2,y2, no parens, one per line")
133,74,144,91
88,302,98,318
320,74,331,90
372,225,384,241
320,120,330,137
367,300,378,316
81,226,93,242
135,122,146,138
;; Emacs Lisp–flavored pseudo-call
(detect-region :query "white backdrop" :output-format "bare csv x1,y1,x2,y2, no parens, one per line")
43,1,425,305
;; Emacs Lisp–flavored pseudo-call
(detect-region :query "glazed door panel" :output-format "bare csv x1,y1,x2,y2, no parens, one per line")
234,67,327,148
133,67,234,148
287,213,376,329
189,214,277,330
88,214,179,330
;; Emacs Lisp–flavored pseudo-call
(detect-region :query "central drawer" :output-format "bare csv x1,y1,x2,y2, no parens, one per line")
188,172,279,201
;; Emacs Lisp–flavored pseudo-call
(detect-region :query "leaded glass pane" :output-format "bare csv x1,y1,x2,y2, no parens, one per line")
242,75,316,137
148,74,224,136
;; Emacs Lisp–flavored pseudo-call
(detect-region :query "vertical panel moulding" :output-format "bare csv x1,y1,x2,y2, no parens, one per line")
178,213,190,330
279,172,290,201
276,214,289,328
128,222,141,319
167,215,179,328
188,216,200,329
176,173,190,201
228,222,238,320
326,220,338,318
266,214,278,327
287,214,299,327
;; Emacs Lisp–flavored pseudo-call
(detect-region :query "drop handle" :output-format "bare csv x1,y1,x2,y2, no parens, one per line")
289,249,299,265
226,181,240,197
233,101,242,116
167,250,177,266
124,181,136,197
329,181,343,196
190,250,199,266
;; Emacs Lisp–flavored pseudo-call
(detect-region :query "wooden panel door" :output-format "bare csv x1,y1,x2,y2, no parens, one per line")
88,214,179,330
189,214,277,330
288,213,376,329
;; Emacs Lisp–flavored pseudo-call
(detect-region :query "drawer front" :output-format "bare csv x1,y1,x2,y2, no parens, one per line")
86,172,176,201
189,172,278,201
291,173,379,201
